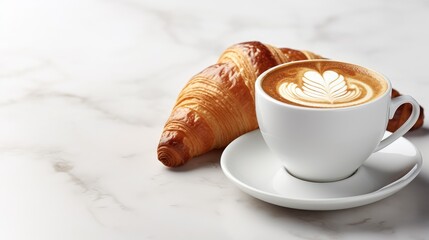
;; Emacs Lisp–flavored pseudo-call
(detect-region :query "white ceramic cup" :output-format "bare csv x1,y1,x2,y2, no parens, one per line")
255,60,420,182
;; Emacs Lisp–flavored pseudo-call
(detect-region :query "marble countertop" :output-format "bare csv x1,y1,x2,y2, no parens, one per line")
1,0,428,239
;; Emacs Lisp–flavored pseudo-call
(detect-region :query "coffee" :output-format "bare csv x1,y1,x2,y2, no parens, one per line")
261,61,388,108
256,59,420,182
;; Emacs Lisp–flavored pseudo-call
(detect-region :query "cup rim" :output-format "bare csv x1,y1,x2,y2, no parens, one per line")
256,59,392,111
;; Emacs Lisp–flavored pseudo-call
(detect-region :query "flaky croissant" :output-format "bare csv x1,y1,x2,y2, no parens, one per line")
158,41,425,167
157,41,322,167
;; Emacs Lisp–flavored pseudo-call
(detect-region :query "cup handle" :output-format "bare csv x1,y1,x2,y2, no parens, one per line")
374,95,420,152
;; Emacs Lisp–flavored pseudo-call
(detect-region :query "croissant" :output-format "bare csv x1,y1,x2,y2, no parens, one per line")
158,41,425,167
157,41,322,167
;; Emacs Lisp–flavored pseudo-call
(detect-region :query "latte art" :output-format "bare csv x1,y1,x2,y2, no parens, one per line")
261,61,388,108
278,70,374,108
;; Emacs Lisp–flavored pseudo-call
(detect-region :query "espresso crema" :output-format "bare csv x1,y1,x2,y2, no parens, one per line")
261,61,388,108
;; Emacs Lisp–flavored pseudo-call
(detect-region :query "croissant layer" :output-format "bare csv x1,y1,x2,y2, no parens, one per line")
158,41,424,167
158,41,321,167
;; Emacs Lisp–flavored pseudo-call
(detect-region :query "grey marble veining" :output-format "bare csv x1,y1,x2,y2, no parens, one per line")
0,0,428,239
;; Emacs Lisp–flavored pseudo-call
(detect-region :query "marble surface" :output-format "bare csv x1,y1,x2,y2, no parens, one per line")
0,0,428,239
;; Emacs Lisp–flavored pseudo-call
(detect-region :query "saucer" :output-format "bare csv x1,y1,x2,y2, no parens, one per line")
220,130,422,210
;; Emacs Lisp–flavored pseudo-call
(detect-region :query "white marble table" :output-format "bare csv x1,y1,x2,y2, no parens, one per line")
1,0,428,239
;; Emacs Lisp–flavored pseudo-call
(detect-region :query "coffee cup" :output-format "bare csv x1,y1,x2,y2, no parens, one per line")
255,59,420,182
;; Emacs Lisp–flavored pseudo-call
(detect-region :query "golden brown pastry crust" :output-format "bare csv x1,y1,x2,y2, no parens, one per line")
157,41,322,167
387,89,424,132
158,42,425,167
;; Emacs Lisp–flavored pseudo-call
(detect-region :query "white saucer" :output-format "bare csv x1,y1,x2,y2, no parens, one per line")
221,130,422,210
